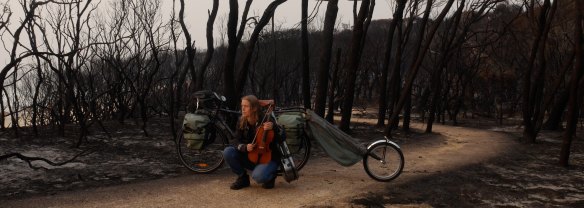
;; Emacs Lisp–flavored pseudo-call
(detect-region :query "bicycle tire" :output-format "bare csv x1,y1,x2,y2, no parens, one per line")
290,133,311,171
363,141,404,182
176,124,227,173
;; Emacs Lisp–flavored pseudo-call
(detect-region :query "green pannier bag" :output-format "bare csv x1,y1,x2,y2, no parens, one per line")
183,113,211,149
277,112,305,153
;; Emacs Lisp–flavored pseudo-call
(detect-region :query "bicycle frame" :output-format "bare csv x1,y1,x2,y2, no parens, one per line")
211,108,239,140
208,101,294,141
179,91,310,174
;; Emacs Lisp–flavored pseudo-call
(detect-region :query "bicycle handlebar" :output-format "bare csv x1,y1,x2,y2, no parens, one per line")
194,90,308,115
212,92,227,102
273,106,306,113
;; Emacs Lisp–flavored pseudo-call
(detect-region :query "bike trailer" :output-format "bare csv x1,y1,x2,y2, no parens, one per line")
304,110,367,167
183,113,211,149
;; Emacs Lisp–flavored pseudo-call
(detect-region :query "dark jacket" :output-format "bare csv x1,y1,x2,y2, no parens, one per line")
234,116,282,162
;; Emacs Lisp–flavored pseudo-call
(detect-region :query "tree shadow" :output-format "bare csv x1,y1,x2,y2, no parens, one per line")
351,139,584,207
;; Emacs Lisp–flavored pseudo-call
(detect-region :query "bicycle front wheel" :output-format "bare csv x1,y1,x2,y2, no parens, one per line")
176,125,227,173
363,141,404,182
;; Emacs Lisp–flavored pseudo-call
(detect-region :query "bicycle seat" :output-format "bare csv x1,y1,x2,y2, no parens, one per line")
193,90,226,102
258,99,275,107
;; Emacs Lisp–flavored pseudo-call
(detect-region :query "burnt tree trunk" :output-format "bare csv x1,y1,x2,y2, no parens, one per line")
178,0,196,87
314,0,339,117
196,0,219,91
235,0,288,97
377,0,407,126
170,0,185,139
27,21,44,136
403,86,412,133
301,0,311,109
388,14,407,130
543,90,569,130
339,0,373,132
326,48,342,123
521,0,556,143
559,0,583,167
223,0,253,112
223,0,240,110
542,51,575,130
385,0,456,137
426,0,466,133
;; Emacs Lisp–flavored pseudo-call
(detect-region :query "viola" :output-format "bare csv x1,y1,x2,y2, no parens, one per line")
248,100,275,164
248,126,274,164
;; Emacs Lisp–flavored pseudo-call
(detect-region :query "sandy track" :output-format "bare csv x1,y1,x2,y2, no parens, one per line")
1,122,517,208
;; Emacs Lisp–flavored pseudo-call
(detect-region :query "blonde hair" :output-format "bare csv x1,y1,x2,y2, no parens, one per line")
238,95,261,130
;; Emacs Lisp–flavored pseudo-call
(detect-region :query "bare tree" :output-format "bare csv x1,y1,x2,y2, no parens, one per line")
179,0,196,85
196,0,220,91
314,0,339,117
301,0,311,109
425,0,500,132
93,0,134,124
325,48,342,122
559,0,583,167
542,51,575,130
0,2,11,32
1,0,50,135
62,0,99,146
386,0,422,130
234,0,288,97
129,0,170,136
175,0,197,114
169,0,185,138
223,0,254,110
25,9,45,136
521,0,557,143
339,0,373,132
385,0,456,136
377,0,407,126
425,0,467,133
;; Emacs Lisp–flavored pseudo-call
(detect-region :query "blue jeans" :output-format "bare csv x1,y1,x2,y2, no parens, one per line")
223,146,278,183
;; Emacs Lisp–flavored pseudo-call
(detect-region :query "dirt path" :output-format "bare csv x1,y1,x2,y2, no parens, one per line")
1,121,520,208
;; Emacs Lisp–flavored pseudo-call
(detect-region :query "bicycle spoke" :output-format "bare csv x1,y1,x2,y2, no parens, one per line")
363,141,404,182
176,127,227,173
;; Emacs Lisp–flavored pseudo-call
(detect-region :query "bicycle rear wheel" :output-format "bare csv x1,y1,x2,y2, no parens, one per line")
363,141,404,182
289,133,311,171
176,125,227,173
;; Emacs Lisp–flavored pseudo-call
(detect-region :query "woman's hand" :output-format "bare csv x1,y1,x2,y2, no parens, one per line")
247,143,255,152
263,122,273,130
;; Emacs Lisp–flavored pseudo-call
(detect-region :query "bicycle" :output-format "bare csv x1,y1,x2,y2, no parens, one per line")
176,90,404,182
175,91,311,173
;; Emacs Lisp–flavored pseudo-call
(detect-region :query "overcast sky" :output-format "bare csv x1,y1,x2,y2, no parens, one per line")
160,0,396,49
1,0,397,65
